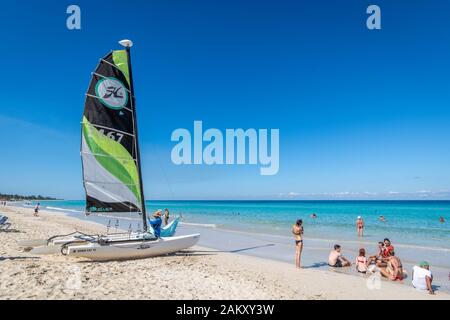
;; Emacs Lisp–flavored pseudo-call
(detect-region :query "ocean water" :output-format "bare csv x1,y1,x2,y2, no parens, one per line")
29,200,450,249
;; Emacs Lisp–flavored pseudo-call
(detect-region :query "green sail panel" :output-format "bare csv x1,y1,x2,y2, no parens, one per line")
81,51,142,214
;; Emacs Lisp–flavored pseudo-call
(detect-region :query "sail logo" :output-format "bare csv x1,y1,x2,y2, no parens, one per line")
95,77,128,110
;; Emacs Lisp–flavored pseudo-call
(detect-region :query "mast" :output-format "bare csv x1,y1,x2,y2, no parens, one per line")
120,39,148,232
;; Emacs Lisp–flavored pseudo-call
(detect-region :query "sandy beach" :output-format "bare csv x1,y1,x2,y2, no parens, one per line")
0,206,448,300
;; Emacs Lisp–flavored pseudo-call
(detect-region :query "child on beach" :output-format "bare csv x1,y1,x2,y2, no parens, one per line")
355,248,368,273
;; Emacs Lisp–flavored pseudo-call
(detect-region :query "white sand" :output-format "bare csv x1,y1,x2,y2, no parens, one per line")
0,206,448,300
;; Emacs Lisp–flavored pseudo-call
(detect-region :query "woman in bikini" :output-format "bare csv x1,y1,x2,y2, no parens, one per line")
356,216,364,237
292,219,304,269
355,248,369,273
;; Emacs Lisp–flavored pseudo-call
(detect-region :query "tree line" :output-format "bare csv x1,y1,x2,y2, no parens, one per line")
0,193,57,201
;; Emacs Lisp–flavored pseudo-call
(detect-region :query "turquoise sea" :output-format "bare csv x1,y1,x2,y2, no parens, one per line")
27,200,450,250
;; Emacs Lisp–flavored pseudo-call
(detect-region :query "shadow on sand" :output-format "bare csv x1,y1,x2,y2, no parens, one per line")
0,256,39,262
189,243,276,254
302,262,329,269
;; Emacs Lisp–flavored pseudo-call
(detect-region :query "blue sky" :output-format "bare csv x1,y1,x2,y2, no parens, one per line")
1,0,450,200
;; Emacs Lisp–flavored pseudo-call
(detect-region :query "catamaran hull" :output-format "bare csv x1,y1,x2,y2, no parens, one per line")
66,234,200,261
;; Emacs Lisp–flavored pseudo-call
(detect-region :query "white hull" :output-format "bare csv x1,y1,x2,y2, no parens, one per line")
66,234,200,261
24,232,147,255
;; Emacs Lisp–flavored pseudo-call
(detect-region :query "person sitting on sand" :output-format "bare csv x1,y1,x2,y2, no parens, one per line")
377,238,395,267
411,261,434,295
328,244,351,267
149,209,163,238
382,238,394,256
356,216,364,237
292,219,304,269
379,251,404,281
34,203,40,217
355,248,369,273
163,208,170,226
369,241,384,265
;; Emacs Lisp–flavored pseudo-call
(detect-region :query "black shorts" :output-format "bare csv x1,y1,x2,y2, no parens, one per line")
295,240,303,245
329,260,343,268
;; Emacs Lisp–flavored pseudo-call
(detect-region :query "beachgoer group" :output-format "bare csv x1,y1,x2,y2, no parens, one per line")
293,217,437,295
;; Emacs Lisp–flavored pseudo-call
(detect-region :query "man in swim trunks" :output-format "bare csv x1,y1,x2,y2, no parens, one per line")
292,219,304,269
328,244,351,267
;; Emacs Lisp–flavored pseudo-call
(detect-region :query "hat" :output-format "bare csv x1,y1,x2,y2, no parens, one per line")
419,261,429,268
153,209,163,217
357,216,361,219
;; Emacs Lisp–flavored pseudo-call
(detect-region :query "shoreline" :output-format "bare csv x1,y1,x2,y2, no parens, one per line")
1,206,449,300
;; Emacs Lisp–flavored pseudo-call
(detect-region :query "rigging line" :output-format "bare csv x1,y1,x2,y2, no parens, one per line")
85,93,134,113
100,58,129,75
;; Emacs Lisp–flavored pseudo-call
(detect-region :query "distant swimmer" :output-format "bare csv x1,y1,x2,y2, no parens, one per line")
310,213,317,219
439,216,445,223
379,215,387,222
356,216,364,237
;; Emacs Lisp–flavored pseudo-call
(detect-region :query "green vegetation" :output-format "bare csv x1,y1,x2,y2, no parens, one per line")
0,193,58,201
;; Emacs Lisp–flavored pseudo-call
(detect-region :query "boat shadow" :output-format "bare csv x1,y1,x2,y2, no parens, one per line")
0,229,23,233
184,243,276,255
0,256,39,261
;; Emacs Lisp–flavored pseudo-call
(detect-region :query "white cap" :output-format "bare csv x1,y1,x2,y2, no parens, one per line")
119,39,133,48
357,216,361,219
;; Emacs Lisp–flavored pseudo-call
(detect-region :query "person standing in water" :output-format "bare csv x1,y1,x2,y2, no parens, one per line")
163,208,170,226
356,216,364,237
292,219,304,269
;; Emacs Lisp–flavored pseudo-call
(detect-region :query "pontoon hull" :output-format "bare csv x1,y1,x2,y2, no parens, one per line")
66,234,200,261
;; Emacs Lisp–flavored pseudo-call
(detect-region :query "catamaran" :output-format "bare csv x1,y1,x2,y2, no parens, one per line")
19,40,199,260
